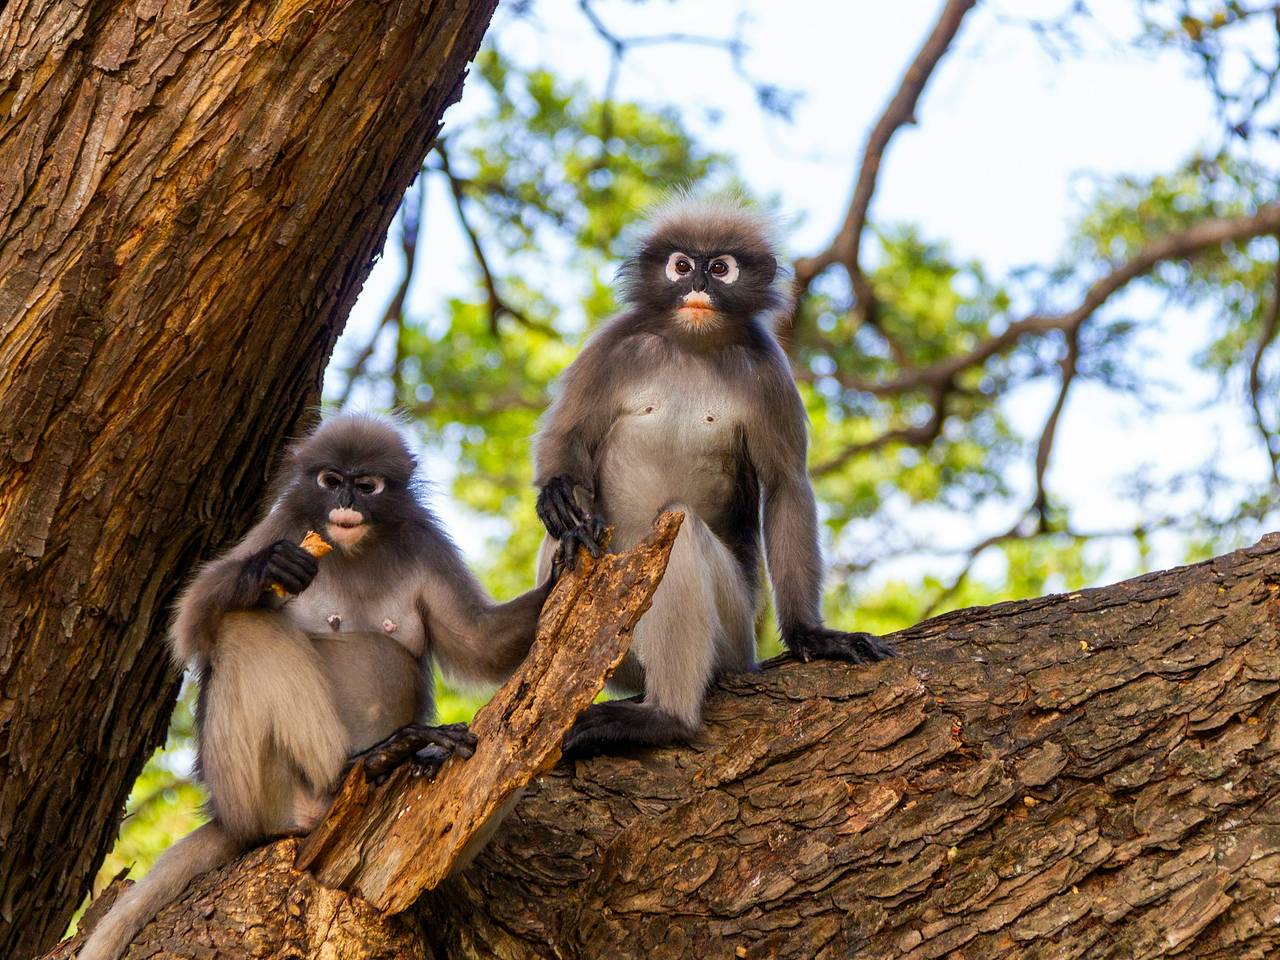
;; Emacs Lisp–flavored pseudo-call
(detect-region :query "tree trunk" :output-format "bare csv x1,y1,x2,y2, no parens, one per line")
57,535,1280,959
0,2,496,954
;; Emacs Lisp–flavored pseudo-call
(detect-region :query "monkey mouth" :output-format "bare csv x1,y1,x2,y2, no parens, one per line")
675,293,721,329
327,509,367,549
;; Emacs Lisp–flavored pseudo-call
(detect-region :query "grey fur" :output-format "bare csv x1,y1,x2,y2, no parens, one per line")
81,414,549,960
534,197,892,756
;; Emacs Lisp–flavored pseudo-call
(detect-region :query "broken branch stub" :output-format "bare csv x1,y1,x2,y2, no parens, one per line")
296,510,684,913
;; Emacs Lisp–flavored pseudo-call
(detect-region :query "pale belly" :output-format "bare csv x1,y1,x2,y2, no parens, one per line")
287,579,426,659
598,382,742,545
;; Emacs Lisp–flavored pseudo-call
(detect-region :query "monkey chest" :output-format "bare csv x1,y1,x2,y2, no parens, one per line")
612,387,741,460
600,385,744,530
287,587,426,659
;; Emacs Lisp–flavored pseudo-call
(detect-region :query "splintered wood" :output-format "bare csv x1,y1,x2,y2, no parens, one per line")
295,511,683,913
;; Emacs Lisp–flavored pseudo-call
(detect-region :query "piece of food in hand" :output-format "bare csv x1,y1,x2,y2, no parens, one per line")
270,530,333,598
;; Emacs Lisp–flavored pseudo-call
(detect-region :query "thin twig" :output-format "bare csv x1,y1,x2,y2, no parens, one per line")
792,0,977,313
435,141,554,336
1248,253,1280,483
335,178,423,406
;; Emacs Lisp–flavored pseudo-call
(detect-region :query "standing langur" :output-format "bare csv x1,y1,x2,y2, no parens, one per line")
81,414,552,960
534,196,895,756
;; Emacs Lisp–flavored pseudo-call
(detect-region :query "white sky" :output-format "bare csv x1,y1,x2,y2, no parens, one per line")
327,1,1274,590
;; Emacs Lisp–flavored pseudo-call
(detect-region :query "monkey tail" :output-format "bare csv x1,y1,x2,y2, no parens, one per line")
77,820,240,960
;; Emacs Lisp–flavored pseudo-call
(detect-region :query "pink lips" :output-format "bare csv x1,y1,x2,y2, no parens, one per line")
326,508,366,548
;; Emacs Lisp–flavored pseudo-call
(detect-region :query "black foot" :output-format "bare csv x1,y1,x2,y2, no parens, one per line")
784,624,896,664
556,514,607,571
345,721,477,784
562,701,694,759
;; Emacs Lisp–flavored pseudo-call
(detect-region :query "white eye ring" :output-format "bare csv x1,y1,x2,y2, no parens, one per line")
317,470,343,489
709,254,739,284
354,475,385,496
665,252,695,282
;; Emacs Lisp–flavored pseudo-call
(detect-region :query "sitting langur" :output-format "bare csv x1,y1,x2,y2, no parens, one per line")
534,196,895,756
81,414,551,960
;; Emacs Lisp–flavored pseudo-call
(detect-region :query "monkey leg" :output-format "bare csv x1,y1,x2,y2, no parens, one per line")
563,506,755,757
201,612,350,842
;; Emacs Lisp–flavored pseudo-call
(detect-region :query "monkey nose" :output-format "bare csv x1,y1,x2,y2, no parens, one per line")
681,291,713,308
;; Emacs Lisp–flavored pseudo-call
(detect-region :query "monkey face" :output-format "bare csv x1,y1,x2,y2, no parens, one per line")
283,416,421,554
618,201,786,333
313,469,385,550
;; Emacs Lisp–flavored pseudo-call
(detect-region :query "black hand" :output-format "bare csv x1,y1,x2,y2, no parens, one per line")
783,624,896,665
262,540,319,596
237,539,318,603
537,475,589,539
556,513,606,571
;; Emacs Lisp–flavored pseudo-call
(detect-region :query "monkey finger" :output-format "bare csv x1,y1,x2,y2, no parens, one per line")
268,570,309,595
556,536,578,572
273,540,318,571
265,557,314,589
576,520,604,558
549,492,585,540
535,495,566,538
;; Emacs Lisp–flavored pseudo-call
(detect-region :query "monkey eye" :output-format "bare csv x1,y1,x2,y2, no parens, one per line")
709,255,739,284
664,251,695,282
317,470,343,490
353,475,385,496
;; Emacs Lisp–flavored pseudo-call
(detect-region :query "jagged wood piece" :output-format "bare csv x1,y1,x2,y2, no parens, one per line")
295,511,684,913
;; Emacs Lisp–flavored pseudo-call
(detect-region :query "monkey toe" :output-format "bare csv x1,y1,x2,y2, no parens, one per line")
408,745,453,779
787,625,896,665
350,721,474,781
562,702,693,758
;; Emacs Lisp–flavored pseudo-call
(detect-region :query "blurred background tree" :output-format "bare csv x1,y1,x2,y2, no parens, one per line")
88,0,1280,907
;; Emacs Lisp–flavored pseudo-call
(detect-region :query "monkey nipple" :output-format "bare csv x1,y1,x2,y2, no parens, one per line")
327,613,342,631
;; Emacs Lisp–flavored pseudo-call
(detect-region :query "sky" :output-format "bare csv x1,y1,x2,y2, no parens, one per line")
326,0,1273,589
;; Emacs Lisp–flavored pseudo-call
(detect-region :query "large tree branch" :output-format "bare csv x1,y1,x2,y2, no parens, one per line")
811,204,1280,480
0,2,498,952
59,535,1280,958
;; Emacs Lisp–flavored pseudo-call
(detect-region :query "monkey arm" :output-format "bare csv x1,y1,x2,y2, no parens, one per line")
761,472,897,665
417,562,553,687
752,360,896,666
532,332,634,525
169,518,313,664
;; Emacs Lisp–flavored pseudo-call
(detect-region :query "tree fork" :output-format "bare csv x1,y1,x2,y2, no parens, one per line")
57,534,1280,959
0,1,498,953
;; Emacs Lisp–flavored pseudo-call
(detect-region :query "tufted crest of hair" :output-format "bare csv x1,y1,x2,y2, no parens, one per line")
618,193,792,321
288,413,418,489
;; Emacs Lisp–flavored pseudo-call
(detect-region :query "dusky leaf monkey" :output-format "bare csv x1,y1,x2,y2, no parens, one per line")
81,414,551,960
533,195,895,757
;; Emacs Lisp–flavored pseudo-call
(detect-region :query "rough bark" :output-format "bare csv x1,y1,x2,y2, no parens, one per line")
426,533,1280,959
0,2,497,955
55,534,1280,959
297,513,684,911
